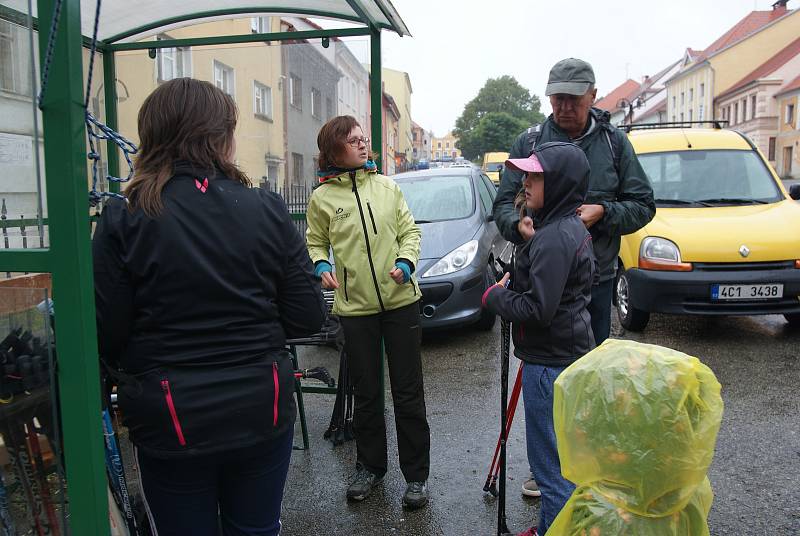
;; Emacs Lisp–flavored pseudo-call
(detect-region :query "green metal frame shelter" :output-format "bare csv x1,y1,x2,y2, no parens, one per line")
0,1,409,533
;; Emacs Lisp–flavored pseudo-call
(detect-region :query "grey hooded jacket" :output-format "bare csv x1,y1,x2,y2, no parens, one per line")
484,142,597,366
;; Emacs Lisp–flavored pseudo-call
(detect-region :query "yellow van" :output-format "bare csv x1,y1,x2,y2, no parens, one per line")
482,152,509,184
615,125,800,331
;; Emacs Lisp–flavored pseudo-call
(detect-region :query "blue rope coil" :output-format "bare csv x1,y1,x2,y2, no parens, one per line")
86,110,138,207
81,0,139,207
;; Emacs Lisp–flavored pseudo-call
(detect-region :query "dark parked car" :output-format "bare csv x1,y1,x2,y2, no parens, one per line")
393,168,512,330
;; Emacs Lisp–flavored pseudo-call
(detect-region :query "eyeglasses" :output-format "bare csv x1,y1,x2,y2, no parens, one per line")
346,136,370,148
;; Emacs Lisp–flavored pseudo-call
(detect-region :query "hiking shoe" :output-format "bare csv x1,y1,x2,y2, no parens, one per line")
516,528,537,536
522,477,541,498
346,468,383,501
402,481,429,509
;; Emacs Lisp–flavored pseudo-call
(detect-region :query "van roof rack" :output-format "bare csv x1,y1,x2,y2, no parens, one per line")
620,120,729,133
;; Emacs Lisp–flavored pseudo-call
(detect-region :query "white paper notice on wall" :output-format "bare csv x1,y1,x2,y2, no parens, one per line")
0,132,34,165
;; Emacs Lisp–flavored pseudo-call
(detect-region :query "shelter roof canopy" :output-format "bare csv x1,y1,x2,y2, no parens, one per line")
7,0,409,42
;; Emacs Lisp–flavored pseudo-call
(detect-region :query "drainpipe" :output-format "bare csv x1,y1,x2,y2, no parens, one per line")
709,64,716,121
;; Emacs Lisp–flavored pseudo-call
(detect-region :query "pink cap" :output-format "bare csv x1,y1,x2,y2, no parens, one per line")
505,154,543,173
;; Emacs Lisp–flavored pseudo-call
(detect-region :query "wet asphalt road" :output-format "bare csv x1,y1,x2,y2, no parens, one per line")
281,312,800,536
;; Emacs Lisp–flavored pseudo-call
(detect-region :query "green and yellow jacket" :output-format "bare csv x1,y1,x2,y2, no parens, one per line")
306,167,421,317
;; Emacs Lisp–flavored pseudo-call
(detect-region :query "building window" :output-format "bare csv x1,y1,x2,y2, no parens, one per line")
700,83,705,97
741,98,748,122
253,81,272,119
437,141,442,149
680,112,684,122
213,60,234,96
680,92,684,106
289,74,302,110
768,137,776,160
0,20,28,95
251,16,269,33
326,97,333,120
672,95,676,109
689,88,694,101
156,35,191,82
733,102,739,125
445,142,450,149
292,153,304,186
751,95,757,120
689,109,693,122
727,106,732,124
311,88,322,120
786,103,795,125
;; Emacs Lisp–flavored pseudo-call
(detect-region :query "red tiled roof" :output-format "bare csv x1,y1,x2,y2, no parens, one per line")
594,79,640,112
719,35,800,98
694,7,792,63
777,73,800,96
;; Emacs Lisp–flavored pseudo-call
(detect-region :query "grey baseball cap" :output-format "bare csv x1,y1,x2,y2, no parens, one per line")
545,58,596,96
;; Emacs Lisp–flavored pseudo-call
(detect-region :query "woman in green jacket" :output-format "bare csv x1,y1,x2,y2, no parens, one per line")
306,115,430,509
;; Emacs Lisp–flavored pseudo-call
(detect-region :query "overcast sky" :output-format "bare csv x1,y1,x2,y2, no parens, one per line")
348,0,790,136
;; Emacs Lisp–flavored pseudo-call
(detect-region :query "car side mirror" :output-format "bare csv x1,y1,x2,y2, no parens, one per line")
486,213,495,222
790,184,800,201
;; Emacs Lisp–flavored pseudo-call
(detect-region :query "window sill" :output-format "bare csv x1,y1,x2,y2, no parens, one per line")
255,114,274,123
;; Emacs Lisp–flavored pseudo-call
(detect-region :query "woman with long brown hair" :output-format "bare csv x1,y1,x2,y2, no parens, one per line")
93,78,325,535
306,115,431,509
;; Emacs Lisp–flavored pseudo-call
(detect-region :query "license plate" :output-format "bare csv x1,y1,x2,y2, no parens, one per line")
711,283,784,300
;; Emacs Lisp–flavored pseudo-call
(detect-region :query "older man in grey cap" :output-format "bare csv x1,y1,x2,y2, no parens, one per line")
492,58,655,535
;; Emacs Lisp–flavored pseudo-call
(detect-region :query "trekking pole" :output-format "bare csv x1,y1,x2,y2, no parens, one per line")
102,409,139,535
483,361,522,496
497,316,512,536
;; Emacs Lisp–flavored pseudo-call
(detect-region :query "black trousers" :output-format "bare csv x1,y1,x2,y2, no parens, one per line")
340,300,430,482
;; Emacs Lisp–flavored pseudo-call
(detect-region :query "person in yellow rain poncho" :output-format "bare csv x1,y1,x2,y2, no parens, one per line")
547,339,723,536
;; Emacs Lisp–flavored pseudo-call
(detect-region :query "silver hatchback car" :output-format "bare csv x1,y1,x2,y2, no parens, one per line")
393,168,512,330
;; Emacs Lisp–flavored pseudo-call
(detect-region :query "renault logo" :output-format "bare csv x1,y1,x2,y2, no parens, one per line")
739,245,750,258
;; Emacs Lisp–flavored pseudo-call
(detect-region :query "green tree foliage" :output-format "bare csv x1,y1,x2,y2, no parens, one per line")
453,76,545,161
471,112,529,158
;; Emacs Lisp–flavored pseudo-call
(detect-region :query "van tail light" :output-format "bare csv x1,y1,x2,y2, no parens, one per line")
795,260,800,269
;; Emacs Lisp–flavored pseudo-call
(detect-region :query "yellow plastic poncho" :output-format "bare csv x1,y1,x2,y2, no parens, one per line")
547,339,723,536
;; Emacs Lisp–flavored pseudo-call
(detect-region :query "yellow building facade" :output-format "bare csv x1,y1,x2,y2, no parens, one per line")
113,16,286,189
667,7,800,123
775,87,800,178
381,68,413,168
431,133,461,161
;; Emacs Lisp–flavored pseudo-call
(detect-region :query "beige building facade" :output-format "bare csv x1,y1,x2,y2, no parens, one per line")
114,16,286,189
714,38,800,169
666,5,800,124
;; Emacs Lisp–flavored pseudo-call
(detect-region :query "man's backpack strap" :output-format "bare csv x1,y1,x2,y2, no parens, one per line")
524,124,542,156
602,125,622,177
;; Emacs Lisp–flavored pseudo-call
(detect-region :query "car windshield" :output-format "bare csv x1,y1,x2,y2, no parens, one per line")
485,163,504,172
639,149,782,206
395,175,475,222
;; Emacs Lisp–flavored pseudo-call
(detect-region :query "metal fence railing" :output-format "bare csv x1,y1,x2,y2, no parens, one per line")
1,185,312,269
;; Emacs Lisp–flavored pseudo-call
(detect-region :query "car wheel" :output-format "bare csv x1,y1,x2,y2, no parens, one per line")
784,313,800,327
475,264,497,331
615,266,650,332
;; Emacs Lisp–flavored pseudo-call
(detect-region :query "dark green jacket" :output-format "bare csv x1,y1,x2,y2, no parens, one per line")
493,108,655,282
